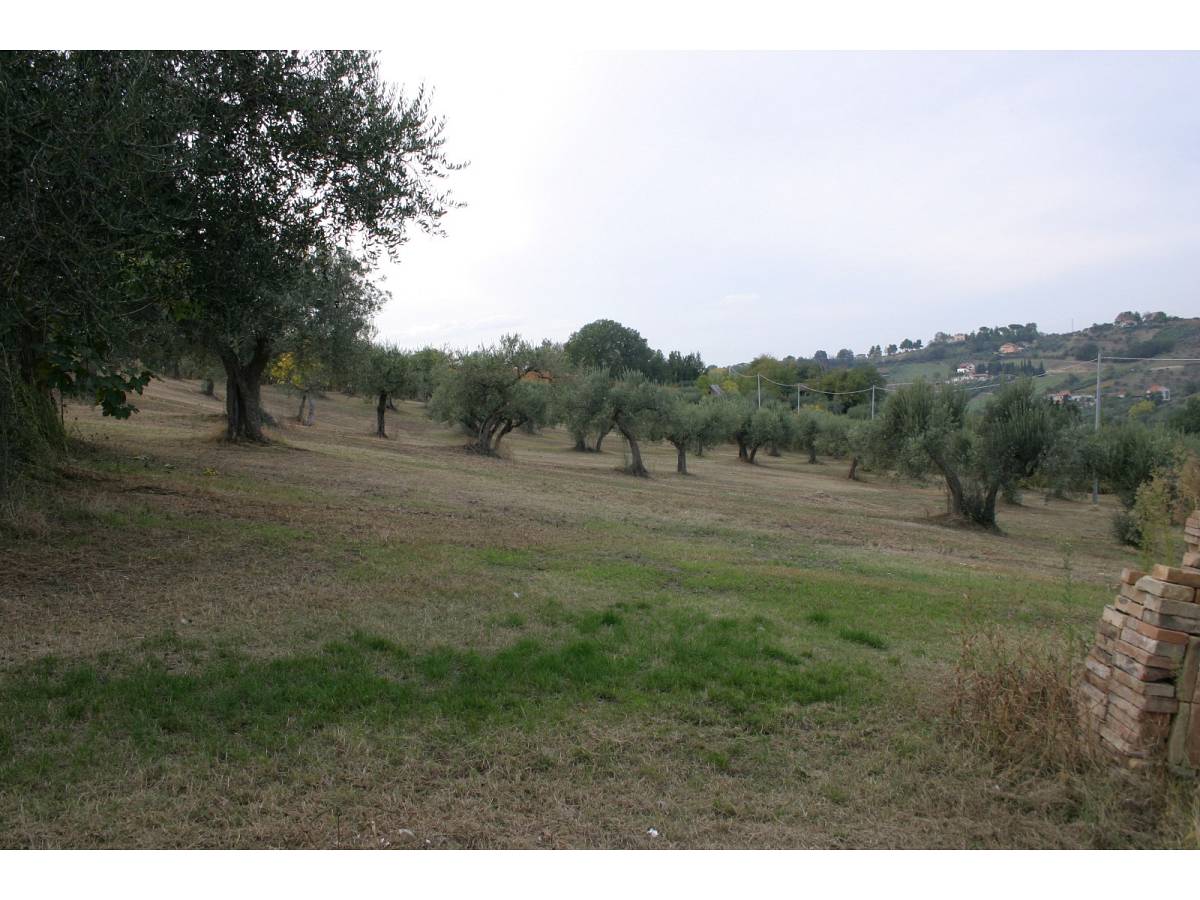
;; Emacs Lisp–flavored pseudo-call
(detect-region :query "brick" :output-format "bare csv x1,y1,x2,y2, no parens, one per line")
1118,581,1139,602
1139,592,1200,619
1110,648,1175,682
1119,627,1188,661
1084,669,1108,692
1120,567,1146,585
1135,576,1196,603
1130,618,1191,645
1167,702,1192,768
1114,638,1183,670
1183,552,1200,569
1095,632,1118,655
1098,620,1120,641
1078,679,1105,701
1115,594,1145,618
1101,605,1128,629
1140,608,1200,634
1098,721,1157,757
1186,699,1200,768
1088,644,1113,666
1106,697,1171,739
1151,565,1200,589
1107,677,1178,713
1085,655,1111,680
1109,666,1175,697
1178,637,1200,704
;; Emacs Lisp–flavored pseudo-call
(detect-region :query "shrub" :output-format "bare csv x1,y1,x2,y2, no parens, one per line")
1111,509,1142,547
949,628,1088,772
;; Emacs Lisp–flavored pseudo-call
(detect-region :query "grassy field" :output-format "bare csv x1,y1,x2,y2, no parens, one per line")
2,378,1197,848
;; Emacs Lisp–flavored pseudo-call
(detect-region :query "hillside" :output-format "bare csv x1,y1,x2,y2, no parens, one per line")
876,316,1200,422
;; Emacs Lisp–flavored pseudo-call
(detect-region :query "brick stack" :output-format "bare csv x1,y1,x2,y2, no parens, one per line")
1081,509,1200,771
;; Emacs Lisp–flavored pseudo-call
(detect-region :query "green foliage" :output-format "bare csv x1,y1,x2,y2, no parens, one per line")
876,379,1062,529
359,344,412,399
428,336,557,454
661,395,737,472
1169,396,1200,435
558,368,614,451
730,400,795,463
1,51,185,460
167,52,458,439
563,319,703,383
606,371,669,475
1128,399,1156,420
809,365,885,413
794,411,821,462
564,320,654,378
1088,421,1174,509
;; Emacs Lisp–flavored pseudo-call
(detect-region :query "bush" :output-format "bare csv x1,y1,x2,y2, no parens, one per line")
950,628,1089,772
1111,509,1142,547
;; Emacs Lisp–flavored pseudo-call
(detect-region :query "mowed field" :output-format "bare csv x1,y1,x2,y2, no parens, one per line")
2,378,1195,848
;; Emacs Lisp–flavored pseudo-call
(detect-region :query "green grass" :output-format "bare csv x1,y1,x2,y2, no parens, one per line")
837,628,889,650
0,604,876,796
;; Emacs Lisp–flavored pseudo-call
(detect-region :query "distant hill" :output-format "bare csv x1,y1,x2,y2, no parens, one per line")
876,315,1200,423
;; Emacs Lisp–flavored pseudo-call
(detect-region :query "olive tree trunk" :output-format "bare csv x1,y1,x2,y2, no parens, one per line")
220,339,271,443
619,426,648,477
376,391,388,438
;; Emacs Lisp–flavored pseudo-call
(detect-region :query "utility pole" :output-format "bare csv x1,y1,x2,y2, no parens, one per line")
870,385,876,420
1092,352,1101,505
795,384,800,412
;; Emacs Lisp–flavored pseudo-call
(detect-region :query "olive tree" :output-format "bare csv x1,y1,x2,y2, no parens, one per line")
606,372,669,477
428,336,555,455
876,379,1060,530
559,368,614,452
169,51,458,442
662,396,736,474
1,51,184,492
732,400,795,463
360,344,411,438
795,410,821,463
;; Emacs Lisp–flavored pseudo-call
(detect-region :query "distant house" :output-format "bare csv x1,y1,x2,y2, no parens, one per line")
998,342,1021,355
955,362,976,376
1069,393,1095,405
950,333,968,343
1048,390,1072,404
1146,384,1171,402
1115,312,1139,328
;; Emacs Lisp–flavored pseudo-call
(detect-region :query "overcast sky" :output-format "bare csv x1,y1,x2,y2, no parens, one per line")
372,51,1200,366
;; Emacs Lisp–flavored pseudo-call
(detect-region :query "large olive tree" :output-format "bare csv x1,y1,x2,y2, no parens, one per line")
1,51,183,491
169,51,458,442
876,379,1060,529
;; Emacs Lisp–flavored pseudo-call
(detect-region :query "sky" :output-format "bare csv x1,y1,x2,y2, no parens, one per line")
372,51,1200,366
